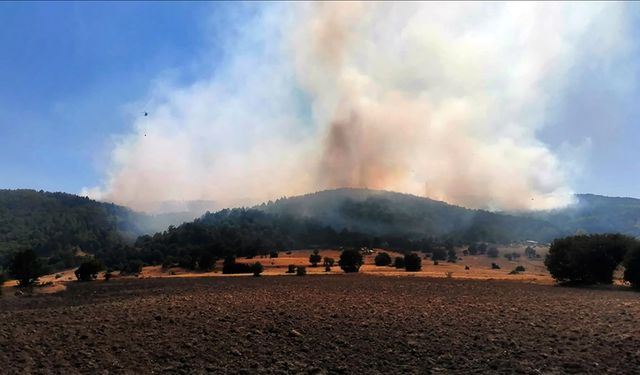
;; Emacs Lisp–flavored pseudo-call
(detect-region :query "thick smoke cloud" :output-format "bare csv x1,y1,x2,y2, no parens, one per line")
83,2,631,212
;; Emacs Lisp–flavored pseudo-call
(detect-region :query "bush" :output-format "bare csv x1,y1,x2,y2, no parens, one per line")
339,249,363,273
286,264,297,274
252,262,264,277
269,251,279,258
222,256,254,274
9,249,46,287
404,253,422,272
491,263,500,269
296,266,306,276
515,265,525,272
309,249,322,267
487,247,499,258
623,246,640,288
74,259,104,282
545,234,637,285
374,252,392,266
394,256,405,269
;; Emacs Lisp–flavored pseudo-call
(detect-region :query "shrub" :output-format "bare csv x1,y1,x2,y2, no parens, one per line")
252,262,264,277
464,265,470,270
309,249,322,267
394,256,405,269
296,266,306,276
623,245,640,288
545,234,637,285
404,253,422,272
491,263,500,269
374,252,392,266
222,256,254,274
433,260,439,266
339,249,363,273
286,264,297,274
487,247,499,258
515,265,525,272
9,249,46,287
74,259,104,282
269,251,279,258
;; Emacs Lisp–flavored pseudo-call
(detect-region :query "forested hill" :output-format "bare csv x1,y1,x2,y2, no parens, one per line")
258,188,562,242
0,190,148,263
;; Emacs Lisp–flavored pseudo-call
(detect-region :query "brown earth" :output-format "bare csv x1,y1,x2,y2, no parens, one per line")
1,275,639,374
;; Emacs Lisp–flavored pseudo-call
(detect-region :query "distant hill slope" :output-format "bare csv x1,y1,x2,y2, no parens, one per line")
257,188,562,242
532,194,640,237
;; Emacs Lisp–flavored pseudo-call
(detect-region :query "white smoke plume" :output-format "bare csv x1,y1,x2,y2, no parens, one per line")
83,2,631,212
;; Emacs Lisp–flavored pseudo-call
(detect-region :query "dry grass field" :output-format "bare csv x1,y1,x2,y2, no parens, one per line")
135,247,553,284
1,275,639,374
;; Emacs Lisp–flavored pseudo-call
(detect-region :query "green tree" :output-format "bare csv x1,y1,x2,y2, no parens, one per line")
252,262,264,277
339,249,363,273
545,234,637,285
309,249,322,267
74,258,104,281
9,249,46,287
404,253,422,272
394,256,405,269
374,252,392,266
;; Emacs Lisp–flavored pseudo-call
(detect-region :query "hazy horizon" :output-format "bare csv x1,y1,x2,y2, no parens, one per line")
2,2,640,212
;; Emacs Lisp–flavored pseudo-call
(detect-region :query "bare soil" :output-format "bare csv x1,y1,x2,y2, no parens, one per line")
1,275,638,374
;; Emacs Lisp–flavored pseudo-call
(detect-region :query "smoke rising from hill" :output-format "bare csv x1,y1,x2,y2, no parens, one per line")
83,2,631,212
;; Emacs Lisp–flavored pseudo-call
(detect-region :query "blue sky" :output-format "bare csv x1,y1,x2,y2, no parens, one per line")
1,2,640,208
0,2,216,191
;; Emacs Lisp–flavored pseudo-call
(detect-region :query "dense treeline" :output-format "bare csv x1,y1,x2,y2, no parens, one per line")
124,208,445,270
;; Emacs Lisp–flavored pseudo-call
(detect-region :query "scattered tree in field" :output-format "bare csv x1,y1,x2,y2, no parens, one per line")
309,249,322,267
465,265,470,270
487,247,499,258
269,251,279,258
404,253,422,272
198,253,216,271
222,256,254,274
394,256,405,269
9,249,46,287
374,252,392,266
545,234,637,285
120,259,143,275
524,246,537,259
323,257,335,272
339,249,363,273
252,262,264,277
514,265,525,272
296,266,307,276
491,263,500,269
286,264,297,274
74,259,104,281
447,248,457,263
623,246,640,288
431,248,447,261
